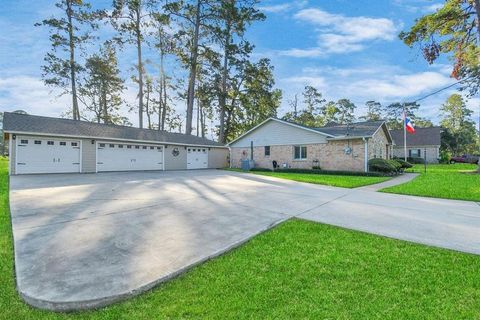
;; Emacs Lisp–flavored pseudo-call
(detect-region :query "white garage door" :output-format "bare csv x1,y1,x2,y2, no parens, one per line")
97,142,164,172
15,137,81,174
187,147,208,169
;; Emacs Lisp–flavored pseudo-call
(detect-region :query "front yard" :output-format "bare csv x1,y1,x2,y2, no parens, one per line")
1,157,480,319
225,168,390,188
381,163,480,201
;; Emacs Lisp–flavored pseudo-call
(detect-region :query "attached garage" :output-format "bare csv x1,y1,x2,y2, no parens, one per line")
3,112,229,175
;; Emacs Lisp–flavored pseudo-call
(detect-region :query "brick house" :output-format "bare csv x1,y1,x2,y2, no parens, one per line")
228,118,393,172
389,127,441,163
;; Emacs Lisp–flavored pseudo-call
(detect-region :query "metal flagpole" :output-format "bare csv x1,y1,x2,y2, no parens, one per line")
403,103,407,161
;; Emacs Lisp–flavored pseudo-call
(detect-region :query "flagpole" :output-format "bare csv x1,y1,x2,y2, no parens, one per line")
403,103,407,161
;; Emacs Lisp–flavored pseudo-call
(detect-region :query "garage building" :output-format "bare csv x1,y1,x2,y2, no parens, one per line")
3,112,229,175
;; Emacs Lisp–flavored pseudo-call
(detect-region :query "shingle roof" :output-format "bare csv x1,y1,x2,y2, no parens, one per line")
313,120,386,137
3,112,226,147
390,127,441,146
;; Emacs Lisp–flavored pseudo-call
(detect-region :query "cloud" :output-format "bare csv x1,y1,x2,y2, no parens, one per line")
393,0,444,13
258,1,308,13
280,8,398,57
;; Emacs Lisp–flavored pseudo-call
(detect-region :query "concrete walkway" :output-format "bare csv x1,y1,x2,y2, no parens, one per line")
357,172,419,191
9,170,480,311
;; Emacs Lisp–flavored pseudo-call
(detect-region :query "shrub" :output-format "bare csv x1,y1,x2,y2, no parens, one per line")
368,158,398,173
388,159,403,172
272,168,385,177
394,159,413,169
407,157,425,164
250,167,273,172
312,166,322,170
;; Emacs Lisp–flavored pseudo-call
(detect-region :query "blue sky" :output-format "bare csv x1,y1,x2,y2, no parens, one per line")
1,0,479,133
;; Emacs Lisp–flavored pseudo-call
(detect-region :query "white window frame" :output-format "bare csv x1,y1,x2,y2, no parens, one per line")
293,145,307,160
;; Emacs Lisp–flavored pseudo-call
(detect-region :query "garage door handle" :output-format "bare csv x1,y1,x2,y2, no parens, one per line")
72,162,80,165
17,163,26,165
97,162,103,164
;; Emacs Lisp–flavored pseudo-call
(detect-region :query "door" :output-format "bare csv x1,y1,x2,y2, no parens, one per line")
97,142,164,172
187,147,208,169
16,137,81,174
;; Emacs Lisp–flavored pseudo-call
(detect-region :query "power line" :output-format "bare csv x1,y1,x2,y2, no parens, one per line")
409,76,476,104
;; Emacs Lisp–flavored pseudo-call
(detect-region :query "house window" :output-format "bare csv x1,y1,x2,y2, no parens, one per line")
34,140,41,145
409,149,421,157
135,145,140,149
294,146,307,160
71,142,78,147
99,143,105,147
20,139,28,144
264,146,270,156
109,144,115,148
60,142,66,146
47,141,54,145
127,145,132,149
150,146,154,150
118,144,123,148
142,146,147,149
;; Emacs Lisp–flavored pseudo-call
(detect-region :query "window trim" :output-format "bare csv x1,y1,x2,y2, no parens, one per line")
293,145,307,160
264,146,271,157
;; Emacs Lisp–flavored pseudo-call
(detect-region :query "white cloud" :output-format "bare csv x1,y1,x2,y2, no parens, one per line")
280,8,398,57
259,1,308,13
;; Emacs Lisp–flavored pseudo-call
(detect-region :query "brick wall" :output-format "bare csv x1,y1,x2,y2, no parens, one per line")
230,139,367,172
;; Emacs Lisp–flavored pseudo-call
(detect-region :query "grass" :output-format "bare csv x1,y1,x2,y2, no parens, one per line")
225,168,390,188
2,157,480,319
381,163,480,201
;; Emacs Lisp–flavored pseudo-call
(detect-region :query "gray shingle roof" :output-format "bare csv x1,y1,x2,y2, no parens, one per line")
313,120,386,137
390,127,441,146
3,112,226,147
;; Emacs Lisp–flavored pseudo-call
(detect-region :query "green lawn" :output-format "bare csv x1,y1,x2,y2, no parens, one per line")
2,157,480,319
381,163,480,201
225,168,390,188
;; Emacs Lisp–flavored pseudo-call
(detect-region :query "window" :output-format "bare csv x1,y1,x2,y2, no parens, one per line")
71,142,78,147
60,142,66,146
294,146,307,160
99,143,105,147
157,147,162,151
34,140,41,145
118,145,123,148
47,141,54,145
142,146,147,149
264,146,271,156
150,146,154,150
135,145,140,149
202,149,206,152
409,149,421,157
109,144,115,148
20,139,28,144
127,145,132,149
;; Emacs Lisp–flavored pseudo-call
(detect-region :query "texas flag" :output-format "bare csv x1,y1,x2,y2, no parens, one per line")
405,117,415,134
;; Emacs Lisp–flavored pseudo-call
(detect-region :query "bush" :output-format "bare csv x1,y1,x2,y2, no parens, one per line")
388,159,403,171
249,167,273,172
394,159,413,169
312,166,322,170
407,157,425,164
272,168,385,177
368,158,398,174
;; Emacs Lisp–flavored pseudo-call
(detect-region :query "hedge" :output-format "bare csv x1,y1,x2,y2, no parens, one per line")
368,158,400,174
268,168,386,177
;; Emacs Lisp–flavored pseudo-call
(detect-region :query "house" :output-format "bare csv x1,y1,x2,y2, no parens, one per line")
3,112,229,175
389,127,441,163
228,118,393,172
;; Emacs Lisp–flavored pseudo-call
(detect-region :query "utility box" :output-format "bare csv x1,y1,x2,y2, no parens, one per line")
241,159,254,171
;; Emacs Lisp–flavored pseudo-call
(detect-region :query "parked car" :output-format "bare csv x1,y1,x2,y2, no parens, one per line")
450,154,479,164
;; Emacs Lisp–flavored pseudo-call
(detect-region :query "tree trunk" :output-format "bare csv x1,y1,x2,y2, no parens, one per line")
196,96,200,136
218,29,230,144
136,4,144,128
200,101,205,138
101,84,108,123
145,83,152,129
67,0,80,120
185,0,201,135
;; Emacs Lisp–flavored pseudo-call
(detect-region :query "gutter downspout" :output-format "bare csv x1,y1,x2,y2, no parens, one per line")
363,137,369,173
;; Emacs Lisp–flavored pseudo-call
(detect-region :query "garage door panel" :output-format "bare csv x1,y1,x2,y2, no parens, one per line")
16,137,81,174
187,148,208,169
97,142,164,172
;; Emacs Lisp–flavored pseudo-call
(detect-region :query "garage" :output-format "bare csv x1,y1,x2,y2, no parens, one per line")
187,147,208,169
97,142,164,172
15,136,81,174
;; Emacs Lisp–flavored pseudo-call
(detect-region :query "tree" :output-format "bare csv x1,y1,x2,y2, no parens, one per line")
36,0,101,120
212,0,265,143
79,43,125,124
166,0,216,135
440,94,477,154
383,102,420,129
111,0,156,128
400,0,480,95
335,99,356,124
360,100,383,121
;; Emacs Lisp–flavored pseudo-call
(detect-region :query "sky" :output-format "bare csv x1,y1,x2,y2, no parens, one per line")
0,0,479,136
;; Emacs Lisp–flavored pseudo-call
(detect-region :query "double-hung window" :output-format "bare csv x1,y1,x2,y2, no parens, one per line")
264,146,270,157
294,146,307,160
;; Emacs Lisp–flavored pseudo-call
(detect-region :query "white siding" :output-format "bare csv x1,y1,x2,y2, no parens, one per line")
230,120,328,148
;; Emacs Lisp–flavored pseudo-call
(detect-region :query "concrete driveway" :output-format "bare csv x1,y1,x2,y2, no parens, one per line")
9,170,480,311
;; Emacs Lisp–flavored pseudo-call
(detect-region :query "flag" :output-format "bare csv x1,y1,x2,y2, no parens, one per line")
405,117,415,134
